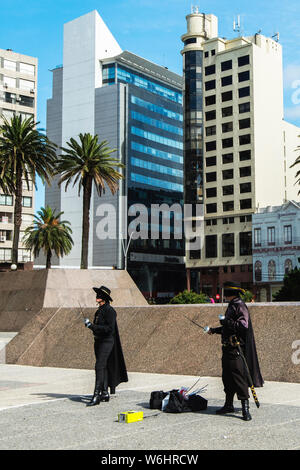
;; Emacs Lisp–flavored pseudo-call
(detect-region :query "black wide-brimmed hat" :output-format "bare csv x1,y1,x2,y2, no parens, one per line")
223,281,245,296
93,285,113,302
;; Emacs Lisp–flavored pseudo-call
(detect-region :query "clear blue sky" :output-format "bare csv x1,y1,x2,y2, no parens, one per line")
1,0,299,212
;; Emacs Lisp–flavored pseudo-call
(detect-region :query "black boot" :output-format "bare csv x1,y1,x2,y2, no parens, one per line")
87,372,101,407
241,399,252,421
216,393,235,415
100,369,110,402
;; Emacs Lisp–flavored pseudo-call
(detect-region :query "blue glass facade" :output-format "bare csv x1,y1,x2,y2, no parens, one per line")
101,56,185,299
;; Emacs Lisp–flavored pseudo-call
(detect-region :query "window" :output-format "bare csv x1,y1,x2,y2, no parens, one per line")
239,166,251,177
240,182,251,193
268,260,276,281
222,122,233,133
254,228,261,246
239,134,251,145
239,150,251,161
211,50,216,56
267,227,275,245
255,261,262,281
206,141,216,151
131,96,183,122
223,169,234,180
222,106,233,117
240,232,252,256
238,71,250,82
240,199,252,209
206,187,217,198
222,153,233,164
239,118,251,129
205,51,209,58
222,91,233,102
0,194,13,206
19,95,34,108
206,156,216,167
223,185,234,196
205,80,216,91
19,79,35,91
221,75,232,86
205,95,216,106
239,86,250,98
205,65,216,75
206,172,217,182
238,55,250,67
284,225,292,244
0,248,12,261
19,63,35,75
223,201,234,211
222,233,235,257
239,102,250,113
22,196,32,208
221,60,232,71
222,138,233,148
205,126,216,136
131,111,183,136
3,76,16,88
184,38,197,45
205,110,216,121
284,259,293,274
3,59,16,71
206,203,217,213
205,235,217,258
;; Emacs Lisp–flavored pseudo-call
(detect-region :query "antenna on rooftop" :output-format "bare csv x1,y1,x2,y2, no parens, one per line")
233,15,241,34
272,32,280,42
191,4,200,14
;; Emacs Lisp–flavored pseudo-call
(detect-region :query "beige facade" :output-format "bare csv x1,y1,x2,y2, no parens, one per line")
0,48,37,266
181,13,300,292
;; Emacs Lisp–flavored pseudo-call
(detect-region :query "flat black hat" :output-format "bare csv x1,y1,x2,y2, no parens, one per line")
223,281,245,295
93,285,113,302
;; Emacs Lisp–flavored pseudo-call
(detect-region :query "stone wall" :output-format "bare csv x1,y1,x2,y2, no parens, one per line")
3,302,300,383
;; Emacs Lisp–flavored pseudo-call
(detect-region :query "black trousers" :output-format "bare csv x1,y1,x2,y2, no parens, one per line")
222,348,249,400
94,338,114,392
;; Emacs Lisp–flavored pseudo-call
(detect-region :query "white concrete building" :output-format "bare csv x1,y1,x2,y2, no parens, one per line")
0,48,37,268
181,11,300,296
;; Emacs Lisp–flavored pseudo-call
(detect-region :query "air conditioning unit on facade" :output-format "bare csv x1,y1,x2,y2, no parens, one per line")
0,236,6,242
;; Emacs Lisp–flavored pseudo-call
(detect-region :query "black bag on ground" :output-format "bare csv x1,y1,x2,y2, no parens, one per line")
164,390,192,413
149,390,168,410
187,394,208,411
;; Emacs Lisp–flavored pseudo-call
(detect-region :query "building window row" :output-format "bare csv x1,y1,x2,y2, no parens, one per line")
205,215,252,226
0,194,32,208
205,102,251,120
131,172,183,192
131,141,183,164
0,248,32,262
254,225,293,247
205,149,251,168
205,87,250,102
206,198,252,213
204,231,252,259
204,54,250,70
131,126,183,150
130,157,183,178
0,58,35,75
131,95,183,122
131,111,183,136
205,72,250,91
205,134,251,151
255,258,293,282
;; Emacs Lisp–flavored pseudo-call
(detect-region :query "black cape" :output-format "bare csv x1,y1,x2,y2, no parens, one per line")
244,313,264,387
107,319,128,388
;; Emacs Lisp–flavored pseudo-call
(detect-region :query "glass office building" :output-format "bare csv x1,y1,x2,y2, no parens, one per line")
99,52,185,299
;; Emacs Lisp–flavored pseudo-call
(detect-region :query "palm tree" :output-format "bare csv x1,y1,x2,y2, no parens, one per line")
0,115,57,265
22,206,73,269
55,133,124,269
290,139,300,195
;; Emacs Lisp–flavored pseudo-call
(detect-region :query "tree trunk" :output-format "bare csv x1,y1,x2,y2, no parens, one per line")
46,249,52,269
81,177,92,269
12,165,23,266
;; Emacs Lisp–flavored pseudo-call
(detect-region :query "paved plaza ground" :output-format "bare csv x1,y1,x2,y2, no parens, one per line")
0,363,299,451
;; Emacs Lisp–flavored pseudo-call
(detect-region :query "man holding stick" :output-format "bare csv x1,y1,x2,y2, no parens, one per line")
208,281,263,421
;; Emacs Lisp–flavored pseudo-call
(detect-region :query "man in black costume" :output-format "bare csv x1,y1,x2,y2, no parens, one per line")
85,285,128,407
208,281,263,421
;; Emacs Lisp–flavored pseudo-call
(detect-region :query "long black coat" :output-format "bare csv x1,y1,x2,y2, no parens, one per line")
90,303,128,389
212,297,264,388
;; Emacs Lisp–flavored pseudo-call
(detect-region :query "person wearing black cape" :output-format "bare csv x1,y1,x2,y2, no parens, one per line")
208,281,263,421
84,285,128,407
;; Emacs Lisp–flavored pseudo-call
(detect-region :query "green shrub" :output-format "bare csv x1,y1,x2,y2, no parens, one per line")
169,290,208,304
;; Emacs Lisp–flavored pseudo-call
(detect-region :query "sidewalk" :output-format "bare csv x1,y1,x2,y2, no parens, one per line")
0,364,300,450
